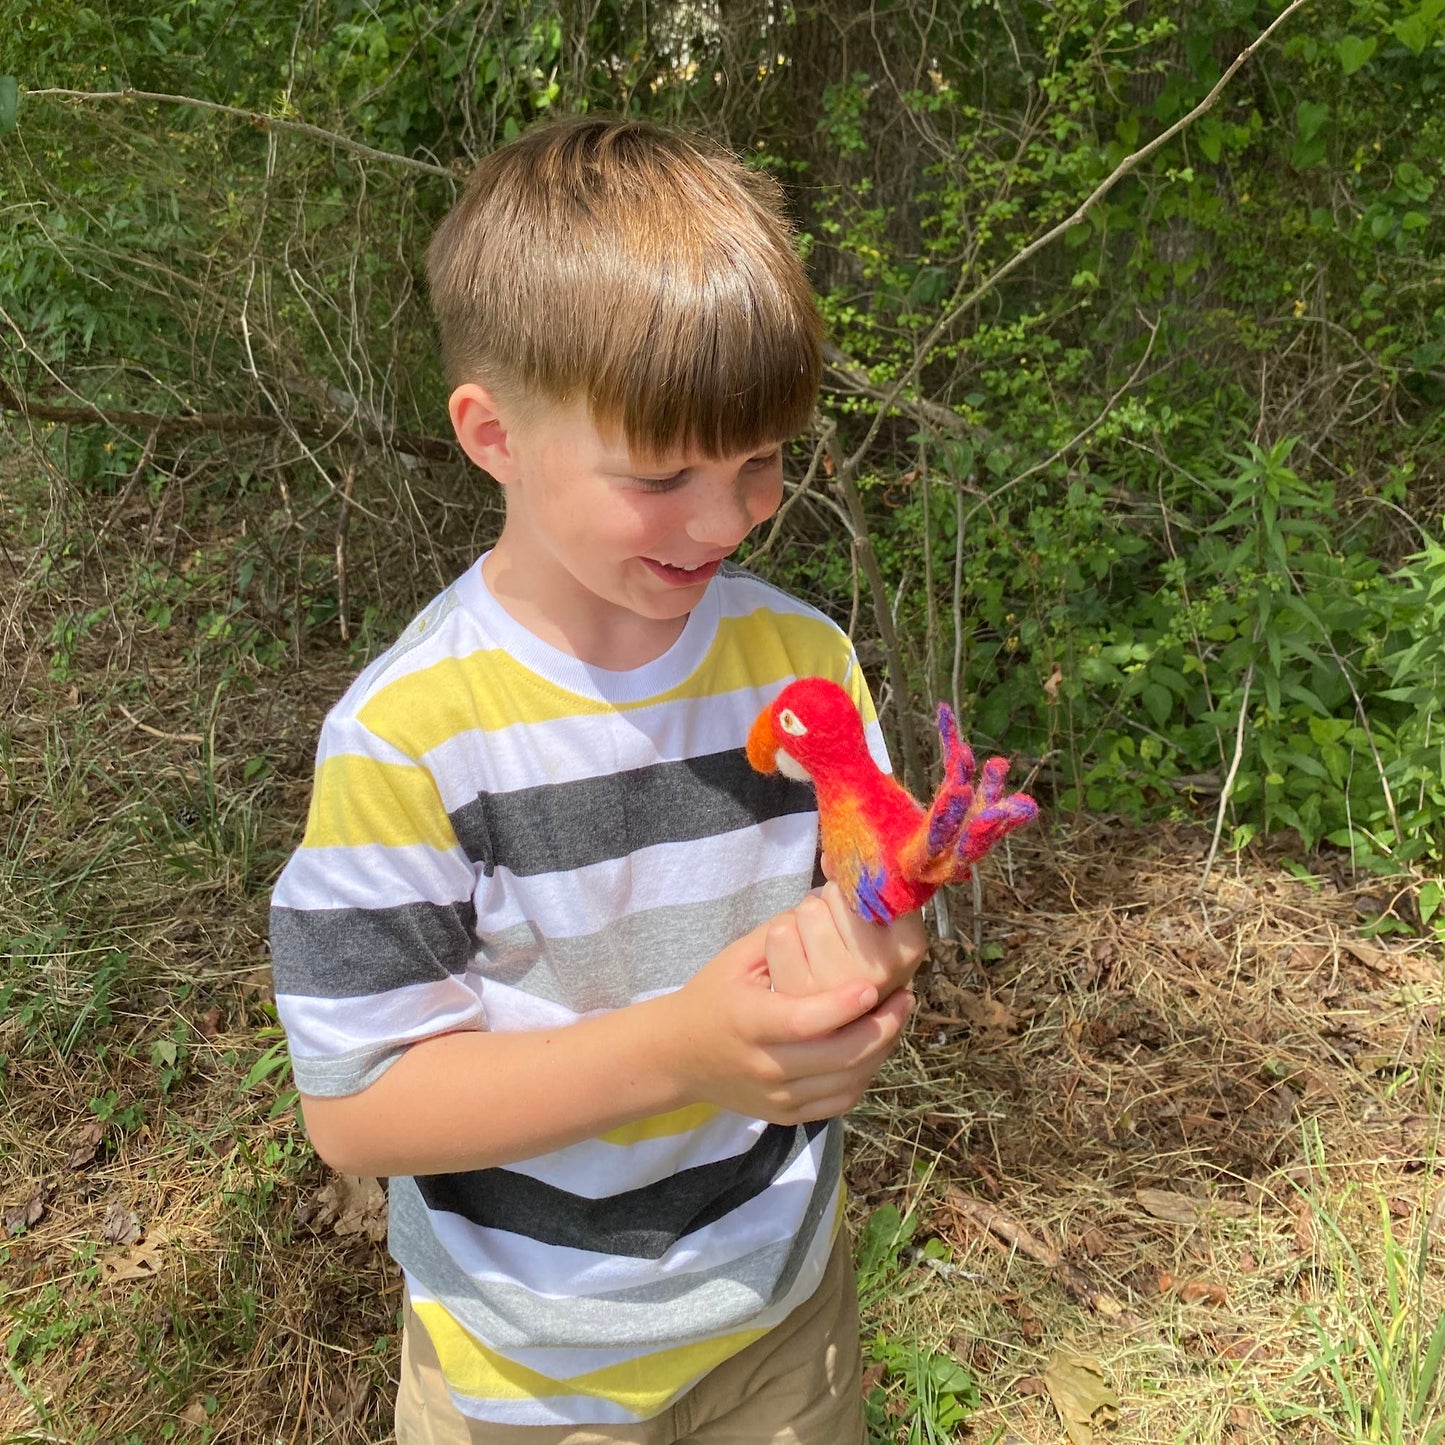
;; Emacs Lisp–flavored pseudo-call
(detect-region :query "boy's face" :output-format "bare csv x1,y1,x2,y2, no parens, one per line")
459,391,785,658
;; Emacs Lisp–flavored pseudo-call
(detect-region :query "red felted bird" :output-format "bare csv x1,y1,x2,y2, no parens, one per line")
746,677,1038,924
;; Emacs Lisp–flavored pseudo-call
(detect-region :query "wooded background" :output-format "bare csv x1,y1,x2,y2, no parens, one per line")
3,0,1444,868
5,7,1445,1443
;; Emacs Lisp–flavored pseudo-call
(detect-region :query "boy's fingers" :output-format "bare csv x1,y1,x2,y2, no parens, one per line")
776,987,913,1083
764,914,808,994
819,851,837,883
764,978,881,1044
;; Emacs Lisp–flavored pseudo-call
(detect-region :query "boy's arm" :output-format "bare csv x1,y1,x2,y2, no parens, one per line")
300,919,913,1178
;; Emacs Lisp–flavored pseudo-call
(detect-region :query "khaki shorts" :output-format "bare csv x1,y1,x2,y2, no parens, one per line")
394,1232,865,1445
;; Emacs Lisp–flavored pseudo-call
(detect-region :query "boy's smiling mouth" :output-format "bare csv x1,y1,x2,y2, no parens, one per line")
642,557,725,587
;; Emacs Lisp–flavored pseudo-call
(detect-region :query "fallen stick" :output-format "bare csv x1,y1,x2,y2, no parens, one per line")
945,1188,1127,1321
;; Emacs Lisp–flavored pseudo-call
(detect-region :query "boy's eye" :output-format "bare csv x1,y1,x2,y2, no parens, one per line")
630,471,686,492
745,450,781,470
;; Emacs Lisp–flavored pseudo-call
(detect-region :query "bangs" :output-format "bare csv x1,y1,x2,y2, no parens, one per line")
526,235,822,461
427,118,822,459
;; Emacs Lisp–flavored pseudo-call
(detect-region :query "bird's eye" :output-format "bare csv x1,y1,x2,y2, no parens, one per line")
777,708,808,738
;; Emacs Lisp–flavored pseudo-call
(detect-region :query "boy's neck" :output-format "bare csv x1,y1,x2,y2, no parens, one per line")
481,542,690,673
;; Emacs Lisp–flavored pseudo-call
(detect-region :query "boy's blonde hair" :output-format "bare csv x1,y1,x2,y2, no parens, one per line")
425,116,822,461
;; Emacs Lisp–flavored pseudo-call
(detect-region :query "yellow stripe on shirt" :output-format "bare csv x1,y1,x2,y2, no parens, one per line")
596,1103,720,1146
300,755,460,851
357,610,865,760
411,1300,768,1416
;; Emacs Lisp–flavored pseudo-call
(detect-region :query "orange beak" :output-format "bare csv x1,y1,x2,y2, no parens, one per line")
746,707,779,773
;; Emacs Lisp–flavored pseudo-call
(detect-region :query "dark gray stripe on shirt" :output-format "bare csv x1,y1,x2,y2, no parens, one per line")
415,1120,826,1259
388,1121,842,1349
270,898,476,998
448,749,814,878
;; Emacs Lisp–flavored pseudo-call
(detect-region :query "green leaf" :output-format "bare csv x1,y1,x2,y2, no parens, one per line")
0,76,16,136
1394,12,1432,54
1336,35,1376,74
241,1039,292,1091
1419,879,1443,926
1197,119,1224,163
1296,100,1329,144
1142,682,1173,727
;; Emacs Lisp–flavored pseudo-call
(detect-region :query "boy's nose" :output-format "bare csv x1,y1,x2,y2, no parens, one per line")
687,476,777,548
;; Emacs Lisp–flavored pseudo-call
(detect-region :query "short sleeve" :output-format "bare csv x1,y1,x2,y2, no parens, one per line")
269,710,485,1098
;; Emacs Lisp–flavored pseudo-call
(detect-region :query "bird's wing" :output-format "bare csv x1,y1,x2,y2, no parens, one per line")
823,795,896,924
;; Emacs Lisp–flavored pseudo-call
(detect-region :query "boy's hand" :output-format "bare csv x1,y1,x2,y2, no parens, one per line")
765,873,927,999
662,920,914,1126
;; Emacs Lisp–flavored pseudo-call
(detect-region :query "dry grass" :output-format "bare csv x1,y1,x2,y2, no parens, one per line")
848,829,1444,1442
2,451,1442,1444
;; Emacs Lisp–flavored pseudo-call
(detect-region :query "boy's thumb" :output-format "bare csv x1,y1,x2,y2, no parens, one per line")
782,980,880,1041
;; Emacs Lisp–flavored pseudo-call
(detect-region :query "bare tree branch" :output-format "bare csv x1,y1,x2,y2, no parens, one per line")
20,87,455,179
0,377,458,462
840,0,1312,478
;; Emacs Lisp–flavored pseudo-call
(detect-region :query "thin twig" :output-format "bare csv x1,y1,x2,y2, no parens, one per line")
1201,658,1256,893
946,1188,1126,1320
94,430,156,545
116,704,204,745
957,311,1162,539
21,87,454,179
826,433,927,797
335,466,356,643
749,420,836,565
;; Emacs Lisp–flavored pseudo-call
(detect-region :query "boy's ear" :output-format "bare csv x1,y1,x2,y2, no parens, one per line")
449,383,520,484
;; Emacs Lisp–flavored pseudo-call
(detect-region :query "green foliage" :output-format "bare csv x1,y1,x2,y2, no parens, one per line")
775,0,1445,873
3,0,1443,874
1268,1124,1445,1442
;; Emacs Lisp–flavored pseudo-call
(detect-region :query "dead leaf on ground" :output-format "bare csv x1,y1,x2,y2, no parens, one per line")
931,980,1019,1032
101,1202,143,1246
237,967,273,1003
1135,1188,1248,1225
323,1371,369,1421
1043,1352,1119,1445
179,1398,209,1426
66,1120,107,1169
100,1233,166,1283
1341,938,1392,973
1179,1279,1229,1306
1290,1196,1316,1254
311,1174,388,1244
1215,1335,1264,1362
4,1185,50,1236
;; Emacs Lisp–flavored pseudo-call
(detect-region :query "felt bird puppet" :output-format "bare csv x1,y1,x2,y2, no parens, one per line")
746,677,1038,924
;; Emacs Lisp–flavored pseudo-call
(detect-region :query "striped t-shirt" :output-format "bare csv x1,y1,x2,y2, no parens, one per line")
270,557,886,1429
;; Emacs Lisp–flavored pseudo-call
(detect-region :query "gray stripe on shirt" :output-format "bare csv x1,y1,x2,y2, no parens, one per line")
270,898,477,998
449,750,815,878
478,870,813,1011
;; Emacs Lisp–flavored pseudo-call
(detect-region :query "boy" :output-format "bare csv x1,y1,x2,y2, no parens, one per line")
270,116,927,1443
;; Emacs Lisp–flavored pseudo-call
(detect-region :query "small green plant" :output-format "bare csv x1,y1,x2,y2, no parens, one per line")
856,1205,978,1443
